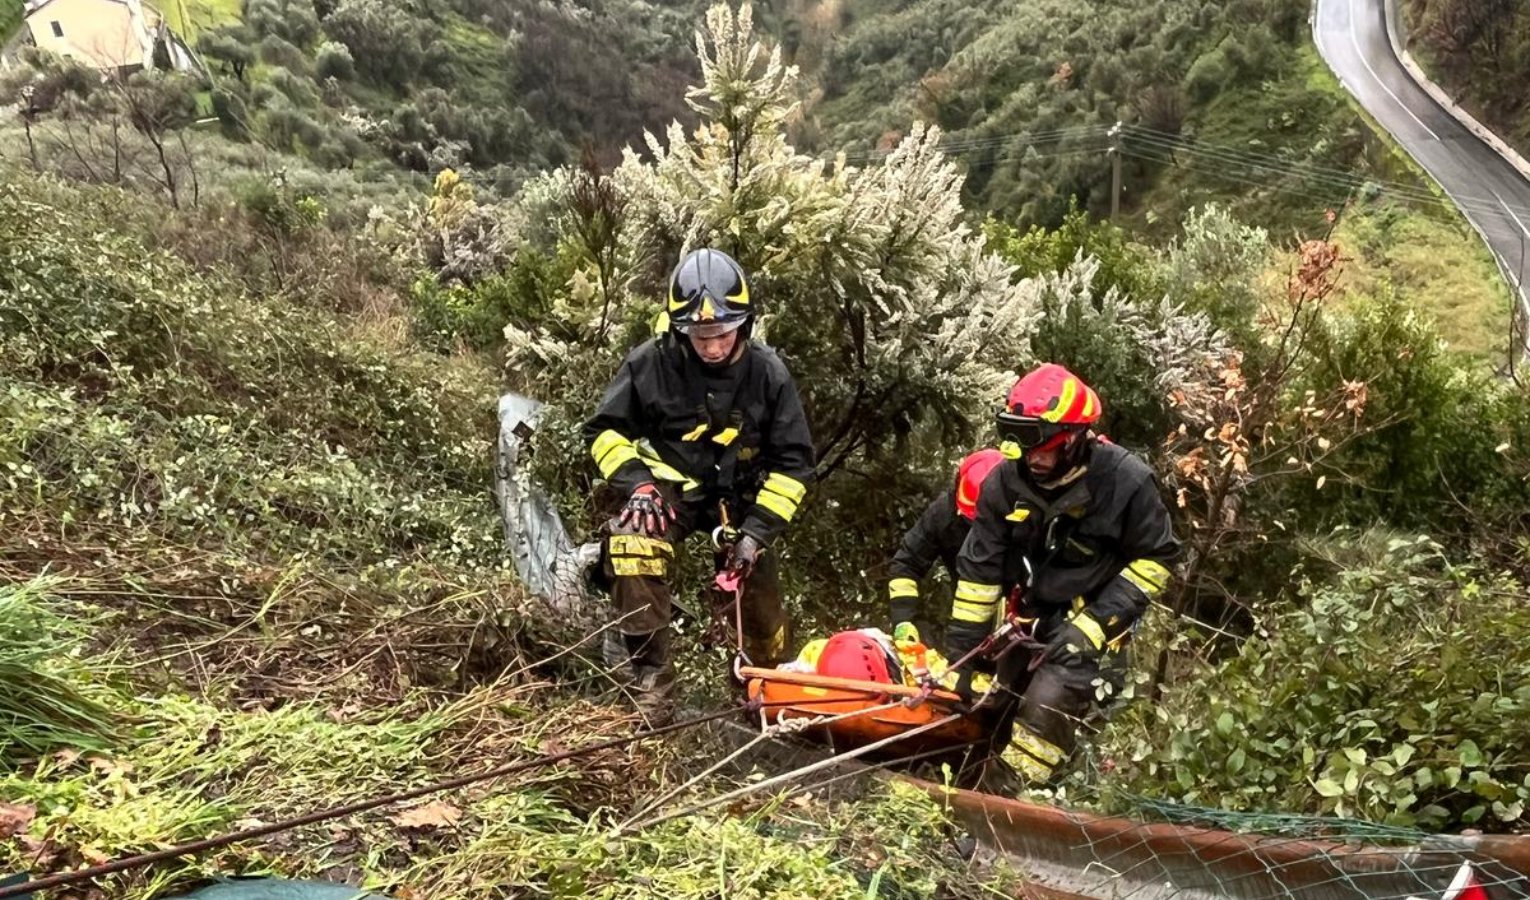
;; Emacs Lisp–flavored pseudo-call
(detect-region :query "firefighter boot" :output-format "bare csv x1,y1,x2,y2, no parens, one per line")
626,628,676,729
601,628,634,688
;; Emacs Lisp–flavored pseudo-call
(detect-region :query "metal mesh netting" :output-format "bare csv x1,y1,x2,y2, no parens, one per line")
495,393,603,625
932,772,1530,900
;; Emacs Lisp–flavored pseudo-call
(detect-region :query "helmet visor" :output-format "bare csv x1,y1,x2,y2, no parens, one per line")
675,317,746,339
996,412,1079,450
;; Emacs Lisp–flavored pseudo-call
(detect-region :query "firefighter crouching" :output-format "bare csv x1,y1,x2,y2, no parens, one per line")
582,248,816,727
945,363,1180,785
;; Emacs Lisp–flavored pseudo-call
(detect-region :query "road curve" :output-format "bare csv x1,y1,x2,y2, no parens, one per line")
1314,0,1530,360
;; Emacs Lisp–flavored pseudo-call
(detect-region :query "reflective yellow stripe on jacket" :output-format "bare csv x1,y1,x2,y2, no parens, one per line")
953,580,1001,624
591,429,639,479
755,472,807,522
1120,558,1171,600
888,578,919,601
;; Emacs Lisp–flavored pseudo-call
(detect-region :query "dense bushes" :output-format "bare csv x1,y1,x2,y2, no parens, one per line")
1101,533,1530,830
0,176,499,568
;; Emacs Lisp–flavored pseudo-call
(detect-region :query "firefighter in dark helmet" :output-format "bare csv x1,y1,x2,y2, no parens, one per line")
582,248,815,726
945,363,1179,785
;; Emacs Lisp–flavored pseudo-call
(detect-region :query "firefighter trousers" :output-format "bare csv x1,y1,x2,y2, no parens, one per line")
598,487,791,723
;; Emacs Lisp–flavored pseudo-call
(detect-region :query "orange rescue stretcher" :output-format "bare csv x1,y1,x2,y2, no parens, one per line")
740,664,986,755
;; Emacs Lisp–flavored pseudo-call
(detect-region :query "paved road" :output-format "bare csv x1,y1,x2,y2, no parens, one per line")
1314,0,1530,360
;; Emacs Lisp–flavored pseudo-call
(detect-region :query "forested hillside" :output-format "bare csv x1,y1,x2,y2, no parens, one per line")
1401,0,1530,153
1,1,1529,897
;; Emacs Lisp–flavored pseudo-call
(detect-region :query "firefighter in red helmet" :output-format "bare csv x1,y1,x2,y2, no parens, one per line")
886,448,1007,646
945,363,1180,786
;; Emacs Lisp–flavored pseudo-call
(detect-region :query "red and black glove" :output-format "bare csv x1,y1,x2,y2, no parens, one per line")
618,482,676,537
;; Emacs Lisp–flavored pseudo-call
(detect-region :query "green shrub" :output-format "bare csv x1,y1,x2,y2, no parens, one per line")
0,174,499,569
1294,290,1530,548
315,40,356,82
1101,533,1530,831
1183,44,1234,104
0,578,119,762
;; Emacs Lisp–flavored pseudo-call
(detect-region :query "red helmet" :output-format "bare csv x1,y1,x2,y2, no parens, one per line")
954,448,1006,520
998,363,1102,454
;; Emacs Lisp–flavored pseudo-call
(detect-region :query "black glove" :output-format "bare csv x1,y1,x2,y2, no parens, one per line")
1043,611,1106,667
943,621,988,668
953,667,979,704
618,482,676,537
726,533,762,578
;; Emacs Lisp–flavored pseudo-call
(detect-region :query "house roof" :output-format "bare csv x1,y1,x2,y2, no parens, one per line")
24,0,134,16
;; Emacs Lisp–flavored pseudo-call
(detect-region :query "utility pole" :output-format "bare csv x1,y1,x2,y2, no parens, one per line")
1108,120,1123,220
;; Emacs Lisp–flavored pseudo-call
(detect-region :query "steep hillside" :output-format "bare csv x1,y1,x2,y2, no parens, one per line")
1400,0,1530,154
1,6,1529,895
0,170,1024,897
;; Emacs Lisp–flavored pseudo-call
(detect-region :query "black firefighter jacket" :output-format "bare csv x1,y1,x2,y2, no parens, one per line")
887,486,968,626
947,441,1181,656
582,336,816,546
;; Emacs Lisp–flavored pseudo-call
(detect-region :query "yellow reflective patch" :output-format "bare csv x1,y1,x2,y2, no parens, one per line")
732,283,750,306
711,427,739,446
1005,506,1032,522
1069,611,1106,650
763,473,807,502
1013,727,1065,765
955,580,1000,604
1122,559,1170,598
681,423,708,441
952,599,996,624
999,440,1022,460
609,535,673,557
1042,378,1079,423
653,311,669,334
635,444,699,490
699,297,716,320
592,429,629,461
592,430,639,479
888,578,919,599
755,489,798,522
612,557,667,577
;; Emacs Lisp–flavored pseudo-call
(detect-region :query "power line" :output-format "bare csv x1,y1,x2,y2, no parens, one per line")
1122,129,1510,216
1127,132,1530,224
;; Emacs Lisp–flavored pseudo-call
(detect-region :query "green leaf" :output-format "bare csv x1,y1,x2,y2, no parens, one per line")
1344,767,1360,793
1216,711,1235,737
1458,740,1484,767
1393,744,1416,767
1461,805,1487,824
1444,767,1463,789
1314,779,1344,798
1228,748,1246,773
1344,747,1366,766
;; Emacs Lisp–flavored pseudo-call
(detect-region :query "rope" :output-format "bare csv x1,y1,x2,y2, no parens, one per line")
617,697,909,829
619,710,965,834
0,704,752,900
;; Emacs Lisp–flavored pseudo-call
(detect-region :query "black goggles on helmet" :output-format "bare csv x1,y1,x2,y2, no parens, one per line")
996,411,1081,450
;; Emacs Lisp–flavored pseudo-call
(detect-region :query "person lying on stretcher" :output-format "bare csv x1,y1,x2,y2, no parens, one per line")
776,627,993,696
